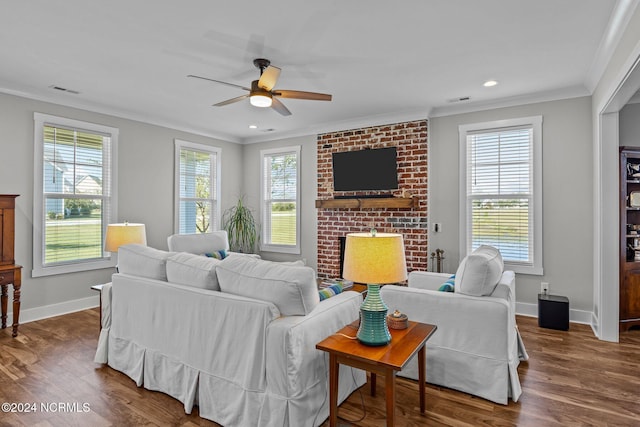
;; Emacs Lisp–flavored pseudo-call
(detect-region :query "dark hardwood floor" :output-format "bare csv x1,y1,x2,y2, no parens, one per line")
0,309,638,426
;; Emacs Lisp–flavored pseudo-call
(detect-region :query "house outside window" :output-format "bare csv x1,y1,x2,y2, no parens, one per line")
459,116,543,275
261,146,301,254
33,113,118,277
174,140,220,234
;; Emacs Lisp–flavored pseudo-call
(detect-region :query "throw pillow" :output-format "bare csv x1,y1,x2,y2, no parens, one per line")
455,245,504,296
204,249,227,260
437,275,455,292
319,283,343,301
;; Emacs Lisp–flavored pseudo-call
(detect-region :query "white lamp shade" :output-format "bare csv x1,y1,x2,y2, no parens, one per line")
105,223,147,252
342,232,407,284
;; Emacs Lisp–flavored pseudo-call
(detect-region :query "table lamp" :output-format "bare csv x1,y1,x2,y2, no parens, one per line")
342,231,407,346
105,222,147,270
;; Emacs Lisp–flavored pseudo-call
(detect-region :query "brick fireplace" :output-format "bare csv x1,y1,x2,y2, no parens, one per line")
316,119,428,278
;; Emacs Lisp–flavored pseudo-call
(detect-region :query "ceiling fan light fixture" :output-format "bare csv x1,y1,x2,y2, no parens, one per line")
189,59,332,115
250,93,272,107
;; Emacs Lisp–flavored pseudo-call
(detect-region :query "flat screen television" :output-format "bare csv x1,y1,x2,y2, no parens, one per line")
332,147,398,192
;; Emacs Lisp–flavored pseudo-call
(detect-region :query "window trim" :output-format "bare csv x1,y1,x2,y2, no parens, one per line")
174,139,221,234
260,145,301,254
32,112,119,277
458,116,543,275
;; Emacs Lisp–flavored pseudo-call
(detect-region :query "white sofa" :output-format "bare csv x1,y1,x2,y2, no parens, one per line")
95,234,365,427
380,248,528,405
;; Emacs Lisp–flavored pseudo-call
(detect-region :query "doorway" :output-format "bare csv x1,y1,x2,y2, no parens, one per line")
597,54,640,342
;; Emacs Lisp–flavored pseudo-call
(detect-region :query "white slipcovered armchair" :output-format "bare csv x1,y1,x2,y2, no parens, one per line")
167,230,230,253
380,246,528,404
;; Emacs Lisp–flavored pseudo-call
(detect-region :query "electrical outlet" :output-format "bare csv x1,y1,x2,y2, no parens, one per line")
541,282,549,295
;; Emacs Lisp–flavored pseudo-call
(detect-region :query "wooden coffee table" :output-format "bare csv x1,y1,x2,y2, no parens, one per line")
316,320,437,427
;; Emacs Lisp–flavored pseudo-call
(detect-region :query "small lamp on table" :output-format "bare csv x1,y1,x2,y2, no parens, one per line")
342,231,408,346
104,222,147,271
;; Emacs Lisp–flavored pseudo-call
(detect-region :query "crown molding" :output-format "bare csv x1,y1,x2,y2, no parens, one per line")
239,107,431,144
0,81,597,146
0,87,242,144
584,0,640,93
429,85,590,118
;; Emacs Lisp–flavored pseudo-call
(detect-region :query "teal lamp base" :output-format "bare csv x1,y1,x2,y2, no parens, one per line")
357,284,392,346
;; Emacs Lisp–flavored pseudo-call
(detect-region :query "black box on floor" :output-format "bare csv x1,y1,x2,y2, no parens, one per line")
538,294,569,330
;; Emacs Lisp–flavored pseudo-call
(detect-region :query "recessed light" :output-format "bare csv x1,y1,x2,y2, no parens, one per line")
483,80,498,87
248,125,258,129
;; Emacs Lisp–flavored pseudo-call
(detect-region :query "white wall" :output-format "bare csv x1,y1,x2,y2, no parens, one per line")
429,96,594,314
620,102,640,146
0,92,242,321
241,135,318,270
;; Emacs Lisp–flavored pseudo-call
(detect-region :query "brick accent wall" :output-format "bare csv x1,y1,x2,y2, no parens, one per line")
317,119,428,278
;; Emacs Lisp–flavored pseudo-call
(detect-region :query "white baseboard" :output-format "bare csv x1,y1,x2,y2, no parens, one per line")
516,301,593,325
5,295,99,326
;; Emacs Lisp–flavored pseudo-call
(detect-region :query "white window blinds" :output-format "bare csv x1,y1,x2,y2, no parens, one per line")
175,140,220,234
460,116,543,275
33,113,118,276
261,146,300,253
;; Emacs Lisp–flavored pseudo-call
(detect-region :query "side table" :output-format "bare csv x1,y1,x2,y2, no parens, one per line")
91,283,108,331
0,264,22,337
316,320,437,427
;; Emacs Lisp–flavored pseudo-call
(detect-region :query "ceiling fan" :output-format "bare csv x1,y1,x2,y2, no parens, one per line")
188,58,332,116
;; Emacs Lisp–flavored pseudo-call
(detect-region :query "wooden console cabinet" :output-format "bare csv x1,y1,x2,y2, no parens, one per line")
0,194,22,337
619,148,640,332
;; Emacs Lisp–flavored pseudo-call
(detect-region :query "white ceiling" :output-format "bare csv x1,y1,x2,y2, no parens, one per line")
0,0,626,143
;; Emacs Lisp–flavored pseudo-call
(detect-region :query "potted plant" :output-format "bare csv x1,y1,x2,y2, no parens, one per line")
222,197,259,253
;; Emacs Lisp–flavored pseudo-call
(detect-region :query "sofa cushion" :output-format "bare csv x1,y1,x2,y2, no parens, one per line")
274,259,306,266
166,252,221,291
455,245,504,296
216,256,319,315
226,252,261,259
117,244,172,281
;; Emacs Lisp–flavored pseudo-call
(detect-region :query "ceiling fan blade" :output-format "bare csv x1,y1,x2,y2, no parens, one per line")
271,97,292,116
213,94,249,107
258,66,281,91
274,90,332,101
187,75,250,91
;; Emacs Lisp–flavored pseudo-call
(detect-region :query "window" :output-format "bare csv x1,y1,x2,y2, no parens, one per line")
261,146,301,254
33,113,118,277
174,140,220,234
459,116,543,275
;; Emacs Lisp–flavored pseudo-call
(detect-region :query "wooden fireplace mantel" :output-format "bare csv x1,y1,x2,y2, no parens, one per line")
315,197,418,210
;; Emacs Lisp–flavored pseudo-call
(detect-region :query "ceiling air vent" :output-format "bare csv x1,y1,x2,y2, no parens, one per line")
49,85,80,95
447,96,470,103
